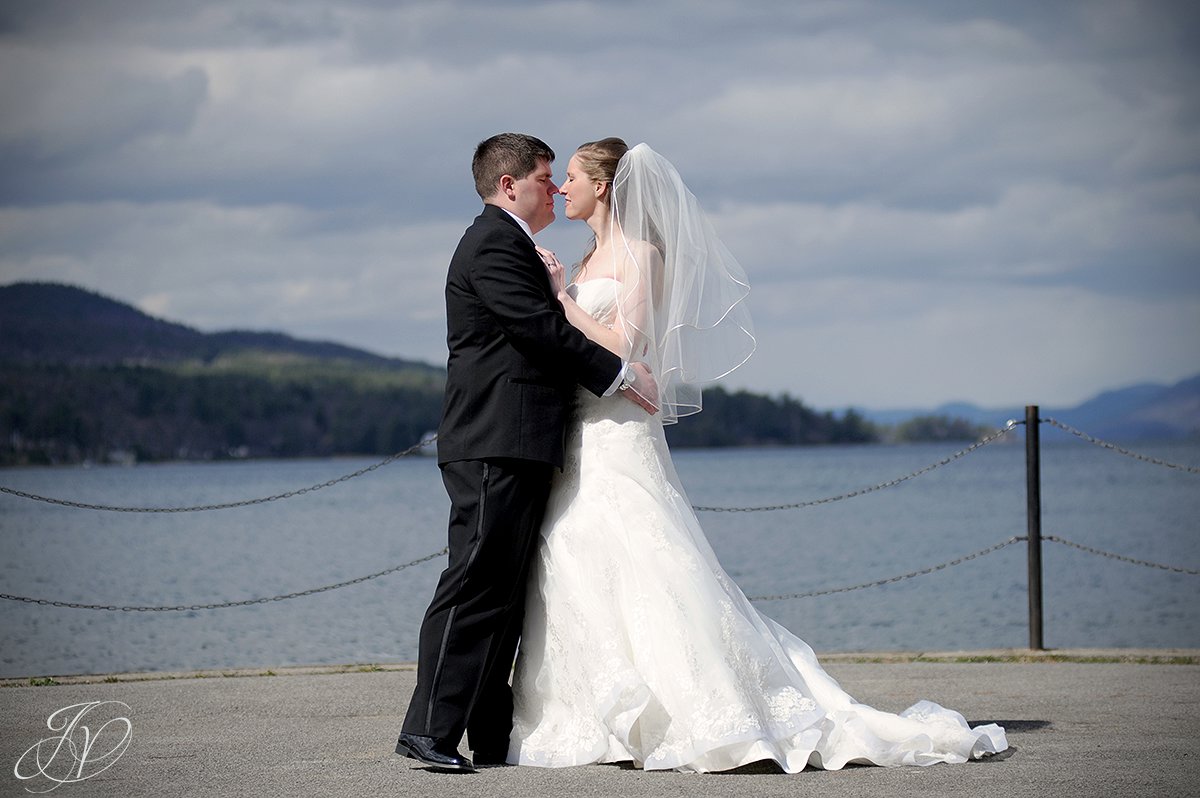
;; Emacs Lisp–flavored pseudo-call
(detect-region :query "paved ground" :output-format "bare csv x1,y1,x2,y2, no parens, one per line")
1,651,1197,798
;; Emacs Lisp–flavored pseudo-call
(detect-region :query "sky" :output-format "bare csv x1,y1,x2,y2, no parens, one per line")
1,0,1197,409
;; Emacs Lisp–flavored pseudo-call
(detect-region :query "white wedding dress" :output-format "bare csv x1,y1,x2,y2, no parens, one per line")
509,278,1007,773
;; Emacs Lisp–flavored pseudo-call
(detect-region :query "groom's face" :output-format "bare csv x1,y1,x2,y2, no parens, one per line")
511,158,558,234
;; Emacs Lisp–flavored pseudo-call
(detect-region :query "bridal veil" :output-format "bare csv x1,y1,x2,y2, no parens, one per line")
604,143,756,423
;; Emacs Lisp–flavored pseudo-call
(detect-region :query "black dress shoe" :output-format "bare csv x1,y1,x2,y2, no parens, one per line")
396,733,475,772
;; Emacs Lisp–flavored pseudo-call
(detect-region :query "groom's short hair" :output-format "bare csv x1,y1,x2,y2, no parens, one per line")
473,133,555,200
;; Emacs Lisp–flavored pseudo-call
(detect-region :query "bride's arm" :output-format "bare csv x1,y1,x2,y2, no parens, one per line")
541,245,661,414
539,248,633,358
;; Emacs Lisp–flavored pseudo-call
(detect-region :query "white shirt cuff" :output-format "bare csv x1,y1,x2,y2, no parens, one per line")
602,362,629,397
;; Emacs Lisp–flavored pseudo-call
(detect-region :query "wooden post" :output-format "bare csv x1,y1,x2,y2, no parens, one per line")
1026,405,1044,650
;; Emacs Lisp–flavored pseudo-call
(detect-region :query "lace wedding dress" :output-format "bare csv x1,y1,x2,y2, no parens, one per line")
508,278,1007,773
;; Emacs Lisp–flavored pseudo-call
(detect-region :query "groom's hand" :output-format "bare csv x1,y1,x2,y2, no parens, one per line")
620,362,660,415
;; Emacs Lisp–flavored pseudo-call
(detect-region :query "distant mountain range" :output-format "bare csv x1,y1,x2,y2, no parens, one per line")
1,281,1193,465
0,282,875,464
0,280,441,374
0,282,449,464
859,376,1200,441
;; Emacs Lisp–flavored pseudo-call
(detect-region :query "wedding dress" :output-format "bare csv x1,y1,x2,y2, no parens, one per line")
508,278,1007,773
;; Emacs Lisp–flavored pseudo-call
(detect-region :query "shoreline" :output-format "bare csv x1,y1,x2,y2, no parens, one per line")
5,647,1197,688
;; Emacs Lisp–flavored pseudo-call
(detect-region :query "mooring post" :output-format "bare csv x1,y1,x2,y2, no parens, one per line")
1025,405,1044,650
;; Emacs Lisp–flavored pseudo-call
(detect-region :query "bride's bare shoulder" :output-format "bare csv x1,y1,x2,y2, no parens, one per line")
621,238,664,268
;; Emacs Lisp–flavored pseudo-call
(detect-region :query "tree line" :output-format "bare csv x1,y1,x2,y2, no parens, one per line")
0,364,907,466
1,363,442,465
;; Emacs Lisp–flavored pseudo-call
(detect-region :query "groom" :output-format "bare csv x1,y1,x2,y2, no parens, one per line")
396,133,656,772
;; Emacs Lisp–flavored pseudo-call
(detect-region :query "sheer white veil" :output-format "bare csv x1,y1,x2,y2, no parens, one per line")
604,143,755,423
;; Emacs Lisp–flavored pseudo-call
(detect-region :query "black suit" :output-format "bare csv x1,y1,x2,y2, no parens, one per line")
401,204,621,753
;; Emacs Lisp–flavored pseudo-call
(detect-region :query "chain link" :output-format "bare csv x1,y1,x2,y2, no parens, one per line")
2,426,1021,516
7,532,1196,611
5,419,1194,517
1044,535,1200,576
695,422,1020,512
0,437,437,513
747,536,1027,601
1041,418,1200,474
0,547,449,611
4,417,1197,613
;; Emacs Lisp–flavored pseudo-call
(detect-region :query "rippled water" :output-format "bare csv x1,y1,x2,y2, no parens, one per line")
1,437,1197,677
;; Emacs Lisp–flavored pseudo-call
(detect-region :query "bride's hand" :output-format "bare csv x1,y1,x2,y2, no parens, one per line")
536,246,568,297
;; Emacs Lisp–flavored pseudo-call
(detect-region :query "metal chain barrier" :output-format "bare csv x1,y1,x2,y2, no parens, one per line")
1041,418,1200,474
695,421,1020,512
1044,535,1200,576
747,536,1027,601
0,437,437,513
1,427,1022,516
7,532,1197,611
0,547,449,611
3,416,1197,613
3,419,1193,517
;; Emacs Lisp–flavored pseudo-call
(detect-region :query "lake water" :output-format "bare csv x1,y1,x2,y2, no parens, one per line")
1,435,1197,677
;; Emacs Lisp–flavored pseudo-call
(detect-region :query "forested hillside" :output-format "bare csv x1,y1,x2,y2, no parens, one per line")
1,283,444,464
0,283,881,465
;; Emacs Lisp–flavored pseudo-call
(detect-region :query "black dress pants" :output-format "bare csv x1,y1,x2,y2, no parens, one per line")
401,457,554,751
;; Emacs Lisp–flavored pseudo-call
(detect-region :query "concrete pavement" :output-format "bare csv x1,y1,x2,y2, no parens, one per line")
2,650,1197,798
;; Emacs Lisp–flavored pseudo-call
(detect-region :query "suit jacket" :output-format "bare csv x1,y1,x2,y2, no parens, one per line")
436,204,621,467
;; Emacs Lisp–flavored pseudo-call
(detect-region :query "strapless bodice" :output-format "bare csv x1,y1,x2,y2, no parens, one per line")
567,278,619,327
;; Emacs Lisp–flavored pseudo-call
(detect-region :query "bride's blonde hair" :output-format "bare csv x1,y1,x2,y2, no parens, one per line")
573,137,628,203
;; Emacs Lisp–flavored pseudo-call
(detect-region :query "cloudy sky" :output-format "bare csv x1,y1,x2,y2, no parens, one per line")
1,0,1197,409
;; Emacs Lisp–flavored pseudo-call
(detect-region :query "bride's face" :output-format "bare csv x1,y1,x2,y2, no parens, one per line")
559,154,602,222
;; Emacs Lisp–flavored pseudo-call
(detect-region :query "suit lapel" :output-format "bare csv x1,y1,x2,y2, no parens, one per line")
479,205,557,303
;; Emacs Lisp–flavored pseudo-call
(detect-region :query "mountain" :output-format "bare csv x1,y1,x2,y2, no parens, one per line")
858,376,1200,441
0,282,446,464
0,281,441,373
4,282,1190,461
0,282,874,464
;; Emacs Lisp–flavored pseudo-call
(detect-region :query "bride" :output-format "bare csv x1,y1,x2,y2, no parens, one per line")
507,138,1007,773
